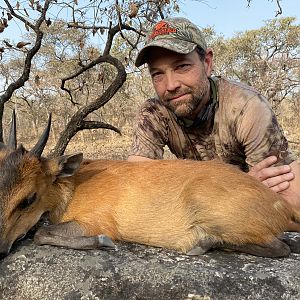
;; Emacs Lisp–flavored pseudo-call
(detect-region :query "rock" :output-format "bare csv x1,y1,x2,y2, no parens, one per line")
1,232,300,300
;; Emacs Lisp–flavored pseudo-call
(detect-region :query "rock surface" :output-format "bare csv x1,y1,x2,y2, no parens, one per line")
1,233,300,300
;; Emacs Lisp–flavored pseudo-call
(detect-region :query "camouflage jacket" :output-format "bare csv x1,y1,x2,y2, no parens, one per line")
129,76,296,171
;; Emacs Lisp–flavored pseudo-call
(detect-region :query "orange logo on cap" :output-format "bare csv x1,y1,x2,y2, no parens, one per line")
149,21,177,40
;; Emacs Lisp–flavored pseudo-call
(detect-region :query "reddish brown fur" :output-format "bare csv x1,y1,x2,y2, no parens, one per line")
0,148,294,255
0,112,294,257
42,159,292,253
0,154,47,245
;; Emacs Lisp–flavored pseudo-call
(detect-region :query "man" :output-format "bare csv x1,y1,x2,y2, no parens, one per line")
128,17,300,216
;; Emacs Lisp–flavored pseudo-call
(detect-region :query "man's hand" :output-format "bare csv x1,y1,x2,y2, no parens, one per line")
248,156,295,193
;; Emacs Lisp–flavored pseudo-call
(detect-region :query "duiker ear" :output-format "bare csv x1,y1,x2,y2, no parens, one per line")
57,153,83,178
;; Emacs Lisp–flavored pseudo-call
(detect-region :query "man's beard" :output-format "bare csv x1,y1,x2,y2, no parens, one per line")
161,77,210,119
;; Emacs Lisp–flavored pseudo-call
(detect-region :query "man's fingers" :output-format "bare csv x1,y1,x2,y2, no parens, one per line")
267,181,290,193
248,156,295,194
255,165,293,182
250,156,278,173
262,173,293,192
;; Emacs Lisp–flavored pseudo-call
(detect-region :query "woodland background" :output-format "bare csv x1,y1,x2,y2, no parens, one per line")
0,0,299,160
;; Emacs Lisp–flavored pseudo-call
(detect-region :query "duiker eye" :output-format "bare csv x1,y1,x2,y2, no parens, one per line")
19,193,37,210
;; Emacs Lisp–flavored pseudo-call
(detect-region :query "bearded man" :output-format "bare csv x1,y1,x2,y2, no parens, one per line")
128,17,300,217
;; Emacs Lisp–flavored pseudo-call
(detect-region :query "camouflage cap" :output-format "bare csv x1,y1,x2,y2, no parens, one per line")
135,17,207,67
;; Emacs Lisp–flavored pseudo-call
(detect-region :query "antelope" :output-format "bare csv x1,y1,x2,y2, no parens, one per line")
0,112,299,258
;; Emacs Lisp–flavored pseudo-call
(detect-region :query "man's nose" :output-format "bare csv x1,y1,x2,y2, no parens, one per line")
165,71,181,92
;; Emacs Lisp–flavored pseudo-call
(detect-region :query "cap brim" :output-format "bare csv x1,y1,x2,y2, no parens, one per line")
135,38,197,67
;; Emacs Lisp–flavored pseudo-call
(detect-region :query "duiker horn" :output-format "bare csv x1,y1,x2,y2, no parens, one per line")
30,113,52,157
7,110,17,150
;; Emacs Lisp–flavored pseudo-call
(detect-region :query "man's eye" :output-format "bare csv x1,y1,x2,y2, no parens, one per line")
151,72,161,77
19,193,37,210
176,64,190,71
151,72,163,82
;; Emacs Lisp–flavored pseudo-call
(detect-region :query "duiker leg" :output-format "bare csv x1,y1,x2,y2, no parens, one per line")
34,221,116,250
187,238,222,255
221,238,290,258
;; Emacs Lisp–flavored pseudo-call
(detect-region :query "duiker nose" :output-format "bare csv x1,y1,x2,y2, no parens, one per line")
0,240,11,259
0,251,9,259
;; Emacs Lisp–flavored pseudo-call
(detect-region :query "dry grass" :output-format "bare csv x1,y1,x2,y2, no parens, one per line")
41,123,299,162
10,94,300,162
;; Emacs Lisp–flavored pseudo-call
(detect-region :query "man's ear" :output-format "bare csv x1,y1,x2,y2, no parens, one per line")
204,47,213,77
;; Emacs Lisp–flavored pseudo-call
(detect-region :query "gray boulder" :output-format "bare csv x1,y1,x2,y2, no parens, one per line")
1,232,300,300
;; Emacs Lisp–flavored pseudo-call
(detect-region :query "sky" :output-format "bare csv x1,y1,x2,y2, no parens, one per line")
0,1,299,42
178,0,299,37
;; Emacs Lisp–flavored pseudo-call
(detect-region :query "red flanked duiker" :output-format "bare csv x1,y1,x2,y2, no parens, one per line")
0,112,299,258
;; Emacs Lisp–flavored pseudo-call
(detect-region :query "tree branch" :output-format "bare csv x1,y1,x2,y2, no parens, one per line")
0,0,50,143
51,54,126,156
274,0,283,16
79,120,121,135
247,0,283,16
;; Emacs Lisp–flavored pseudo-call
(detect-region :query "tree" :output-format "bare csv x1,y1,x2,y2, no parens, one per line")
0,0,294,155
0,0,179,155
247,0,284,16
212,17,300,112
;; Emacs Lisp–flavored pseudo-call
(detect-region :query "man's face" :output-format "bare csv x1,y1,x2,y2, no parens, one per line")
147,48,213,119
